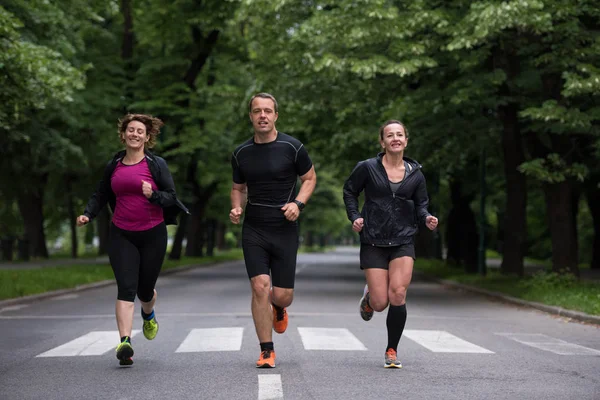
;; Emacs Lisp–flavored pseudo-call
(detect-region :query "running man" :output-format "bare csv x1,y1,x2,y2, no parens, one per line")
230,93,317,368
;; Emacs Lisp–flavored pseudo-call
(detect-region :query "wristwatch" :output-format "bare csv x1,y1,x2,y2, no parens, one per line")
293,199,305,211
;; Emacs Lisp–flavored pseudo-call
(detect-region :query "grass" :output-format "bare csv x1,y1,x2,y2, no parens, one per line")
0,246,329,301
415,259,600,316
0,249,245,301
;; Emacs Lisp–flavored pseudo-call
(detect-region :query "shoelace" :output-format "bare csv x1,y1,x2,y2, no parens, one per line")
261,350,273,359
276,309,286,321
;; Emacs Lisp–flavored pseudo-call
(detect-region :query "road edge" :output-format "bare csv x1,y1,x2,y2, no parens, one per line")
415,271,600,326
0,260,240,308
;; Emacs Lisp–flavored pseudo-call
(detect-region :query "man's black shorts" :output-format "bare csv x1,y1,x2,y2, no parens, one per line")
360,242,415,270
242,220,299,288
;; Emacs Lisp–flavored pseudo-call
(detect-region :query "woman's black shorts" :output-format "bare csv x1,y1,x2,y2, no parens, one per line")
359,242,415,270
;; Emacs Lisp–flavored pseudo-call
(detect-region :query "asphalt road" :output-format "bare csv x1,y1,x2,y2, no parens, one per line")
1,247,598,400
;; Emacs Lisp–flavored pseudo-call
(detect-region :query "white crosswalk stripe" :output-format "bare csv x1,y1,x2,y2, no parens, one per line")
495,333,600,355
34,328,600,358
258,375,283,400
403,330,495,353
297,327,367,350
36,330,141,357
176,327,244,352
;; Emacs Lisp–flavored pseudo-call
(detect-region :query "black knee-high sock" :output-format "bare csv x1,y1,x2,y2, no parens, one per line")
386,304,407,352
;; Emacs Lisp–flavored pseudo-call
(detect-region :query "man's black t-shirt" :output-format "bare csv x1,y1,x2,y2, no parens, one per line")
231,132,312,224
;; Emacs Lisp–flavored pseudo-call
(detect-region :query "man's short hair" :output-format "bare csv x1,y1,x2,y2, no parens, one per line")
248,93,278,113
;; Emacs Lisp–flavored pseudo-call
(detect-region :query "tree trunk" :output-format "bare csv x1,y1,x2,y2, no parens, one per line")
585,184,600,270
544,181,579,276
415,228,435,259
415,171,441,259
120,0,134,60
1,238,14,261
185,203,205,257
169,211,188,260
206,219,216,256
97,207,110,256
493,43,527,276
183,153,217,257
17,187,48,258
216,221,226,250
305,231,314,247
498,102,527,276
444,179,478,272
66,178,78,258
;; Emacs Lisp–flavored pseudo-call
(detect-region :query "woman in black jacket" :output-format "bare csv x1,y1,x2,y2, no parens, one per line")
343,120,438,369
76,114,188,366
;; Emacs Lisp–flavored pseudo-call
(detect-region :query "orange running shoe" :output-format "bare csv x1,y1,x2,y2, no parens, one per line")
256,349,276,368
384,348,402,368
272,304,288,334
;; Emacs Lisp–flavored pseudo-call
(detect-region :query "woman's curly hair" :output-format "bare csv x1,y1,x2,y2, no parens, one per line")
118,114,164,148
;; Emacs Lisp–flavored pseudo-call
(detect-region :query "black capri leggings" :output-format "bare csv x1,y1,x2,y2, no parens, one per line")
108,222,168,302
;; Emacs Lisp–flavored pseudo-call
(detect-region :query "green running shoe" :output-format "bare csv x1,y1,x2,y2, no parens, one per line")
143,316,159,340
116,341,134,366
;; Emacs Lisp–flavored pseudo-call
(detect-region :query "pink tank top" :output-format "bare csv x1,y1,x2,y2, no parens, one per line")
111,158,164,231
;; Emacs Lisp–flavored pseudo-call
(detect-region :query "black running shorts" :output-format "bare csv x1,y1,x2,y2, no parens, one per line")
242,220,299,288
359,242,415,270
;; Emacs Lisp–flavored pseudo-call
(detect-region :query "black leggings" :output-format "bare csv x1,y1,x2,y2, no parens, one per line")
108,222,167,302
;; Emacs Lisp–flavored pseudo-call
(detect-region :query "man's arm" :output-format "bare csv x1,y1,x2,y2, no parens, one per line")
295,165,317,204
231,182,247,209
282,166,317,221
229,182,247,224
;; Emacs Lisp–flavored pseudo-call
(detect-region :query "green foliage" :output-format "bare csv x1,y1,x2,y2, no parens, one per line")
518,154,588,183
2,0,599,270
0,6,85,131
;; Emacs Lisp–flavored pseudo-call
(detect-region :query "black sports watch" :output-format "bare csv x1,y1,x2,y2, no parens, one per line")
293,199,305,211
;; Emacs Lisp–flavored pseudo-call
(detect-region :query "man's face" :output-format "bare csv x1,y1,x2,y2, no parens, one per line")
249,97,278,134
380,123,408,154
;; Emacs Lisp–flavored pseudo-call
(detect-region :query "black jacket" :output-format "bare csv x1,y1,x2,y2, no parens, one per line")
343,153,431,246
83,150,189,225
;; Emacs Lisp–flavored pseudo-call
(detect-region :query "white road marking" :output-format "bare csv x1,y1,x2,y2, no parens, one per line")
36,330,140,357
298,327,367,350
403,330,494,353
0,305,29,312
258,375,283,400
496,333,600,355
295,264,309,275
176,328,244,352
51,294,79,301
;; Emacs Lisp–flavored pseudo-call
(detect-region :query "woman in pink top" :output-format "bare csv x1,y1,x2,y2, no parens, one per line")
77,114,188,366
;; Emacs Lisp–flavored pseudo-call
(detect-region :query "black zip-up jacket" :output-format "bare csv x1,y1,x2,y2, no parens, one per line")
343,153,431,246
83,150,189,225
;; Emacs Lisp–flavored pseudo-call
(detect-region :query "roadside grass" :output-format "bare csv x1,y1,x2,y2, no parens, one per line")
484,249,590,270
415,259,600,316
0,249,244,301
